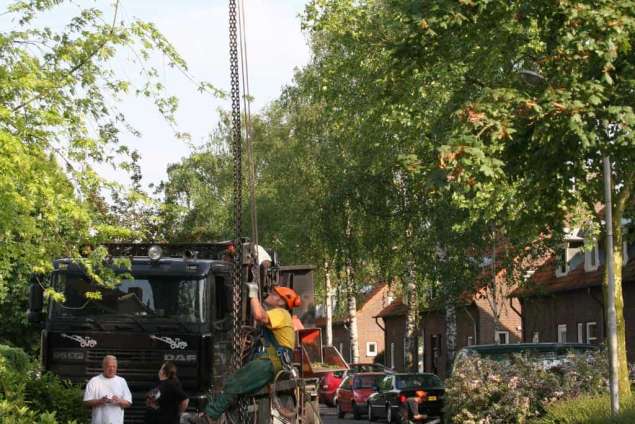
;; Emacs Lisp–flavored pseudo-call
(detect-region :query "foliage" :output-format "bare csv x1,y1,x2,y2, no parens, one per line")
24,370,86,424
0,344,30,373
0,0,215,348
445,350,608,423
0,345,84,423
532,395,635,424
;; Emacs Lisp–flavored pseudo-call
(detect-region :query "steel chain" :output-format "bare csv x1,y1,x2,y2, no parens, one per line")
228,0,247,422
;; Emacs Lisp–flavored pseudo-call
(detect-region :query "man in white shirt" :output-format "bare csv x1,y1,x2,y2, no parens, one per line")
83,355,132,424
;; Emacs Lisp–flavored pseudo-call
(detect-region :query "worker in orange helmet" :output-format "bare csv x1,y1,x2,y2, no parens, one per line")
189,284,301,424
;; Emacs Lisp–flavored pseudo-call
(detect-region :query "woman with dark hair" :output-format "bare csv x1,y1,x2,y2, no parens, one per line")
145,361,189,424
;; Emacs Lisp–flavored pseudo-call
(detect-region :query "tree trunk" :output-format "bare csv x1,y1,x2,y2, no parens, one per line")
404,262,418,371
445,303,457,376
346,258,359,363
325,261,333,346
603,175,633,397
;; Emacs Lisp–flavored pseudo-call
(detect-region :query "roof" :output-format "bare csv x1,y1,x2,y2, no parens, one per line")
358,282,389,310
316,282,390,325
512,247,635,297
375,300,407,318
459,343,596,355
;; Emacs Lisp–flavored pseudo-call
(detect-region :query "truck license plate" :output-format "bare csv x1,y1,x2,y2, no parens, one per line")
428,395,437,401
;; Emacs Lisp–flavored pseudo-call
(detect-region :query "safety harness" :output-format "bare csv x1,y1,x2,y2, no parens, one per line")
256,325,294,373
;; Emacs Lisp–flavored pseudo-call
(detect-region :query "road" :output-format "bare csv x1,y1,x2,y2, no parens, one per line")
319,405,368,424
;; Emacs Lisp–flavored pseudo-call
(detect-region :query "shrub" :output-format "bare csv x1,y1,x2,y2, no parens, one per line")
533,395,635,423
0,344,85,423
0,344,31,374
445,349,608,423
25,371,87,423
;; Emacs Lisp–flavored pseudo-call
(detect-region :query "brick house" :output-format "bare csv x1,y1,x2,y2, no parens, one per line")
316,282,393,364
377,283,523,378
513,238,635,361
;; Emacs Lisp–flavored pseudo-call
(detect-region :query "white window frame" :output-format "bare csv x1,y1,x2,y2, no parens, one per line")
557,324,567,343
586,322,598,344
584,242,600,272
577,323,584,343
495,330,509,345
555,247,570,277
366,341,378,357
390,342,395,370
532,332,540,343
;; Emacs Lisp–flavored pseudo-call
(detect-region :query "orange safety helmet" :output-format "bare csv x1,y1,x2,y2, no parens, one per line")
272,286,302,309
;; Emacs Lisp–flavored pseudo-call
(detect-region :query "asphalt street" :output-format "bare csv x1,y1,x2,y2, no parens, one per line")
319,405,368,424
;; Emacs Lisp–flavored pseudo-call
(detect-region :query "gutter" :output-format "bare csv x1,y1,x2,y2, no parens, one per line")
374,316,386,332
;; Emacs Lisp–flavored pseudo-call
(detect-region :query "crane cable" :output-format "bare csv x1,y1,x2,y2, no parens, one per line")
237,0,261,286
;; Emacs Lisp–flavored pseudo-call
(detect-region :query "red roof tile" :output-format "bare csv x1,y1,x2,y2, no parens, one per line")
513,253,635,297
374,300,407,318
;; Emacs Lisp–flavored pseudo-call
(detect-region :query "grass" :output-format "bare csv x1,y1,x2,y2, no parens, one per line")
532,394,635,424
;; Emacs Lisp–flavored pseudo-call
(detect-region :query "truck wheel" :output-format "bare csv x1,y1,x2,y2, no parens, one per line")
352,402,361,420
337,402,345,419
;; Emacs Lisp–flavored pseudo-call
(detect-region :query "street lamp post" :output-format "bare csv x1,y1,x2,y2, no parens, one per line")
518,66,620,414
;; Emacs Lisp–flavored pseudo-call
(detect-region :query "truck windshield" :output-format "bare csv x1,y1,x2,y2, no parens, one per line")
52,274,206,323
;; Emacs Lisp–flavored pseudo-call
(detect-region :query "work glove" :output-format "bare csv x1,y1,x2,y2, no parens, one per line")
245,282,259,299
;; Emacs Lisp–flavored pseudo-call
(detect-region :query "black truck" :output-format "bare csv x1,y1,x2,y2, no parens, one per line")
27,242,320,423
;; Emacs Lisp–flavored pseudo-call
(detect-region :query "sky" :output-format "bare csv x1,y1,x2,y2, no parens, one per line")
2,0,312,188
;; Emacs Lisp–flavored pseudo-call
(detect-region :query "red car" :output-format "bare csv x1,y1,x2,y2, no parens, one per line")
318,363,389,406
336,372,384,419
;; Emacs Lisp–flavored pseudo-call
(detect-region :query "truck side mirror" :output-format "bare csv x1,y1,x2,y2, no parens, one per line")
27,278,44,323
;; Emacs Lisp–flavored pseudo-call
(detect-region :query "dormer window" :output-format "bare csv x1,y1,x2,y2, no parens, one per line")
555,247,569,277
584,242,600,272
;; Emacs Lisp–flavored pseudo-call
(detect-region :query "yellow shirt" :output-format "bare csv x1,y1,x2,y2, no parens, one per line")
266,308,295,349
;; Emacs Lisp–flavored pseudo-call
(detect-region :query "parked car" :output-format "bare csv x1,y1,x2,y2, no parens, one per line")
335,372,385,419
367,373,444,423
318,369,345,406
452,343,597,374
318,362,390,406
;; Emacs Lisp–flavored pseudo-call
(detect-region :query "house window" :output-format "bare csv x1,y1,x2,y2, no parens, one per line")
586,322,598,344
555,247,569,277
390,342,395,369
584,242,600,271
467,336,474,346
495,331,509,345
577,323,584,343
532,332,540,343
366,342,378,357
339,343,345,361
557,324,567,343
624,241,629,266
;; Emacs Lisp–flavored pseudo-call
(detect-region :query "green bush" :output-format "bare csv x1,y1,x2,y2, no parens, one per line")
25,371,87,423
533,395,635,423
0,345,85,423
445,349,608,423
0,344,31,373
